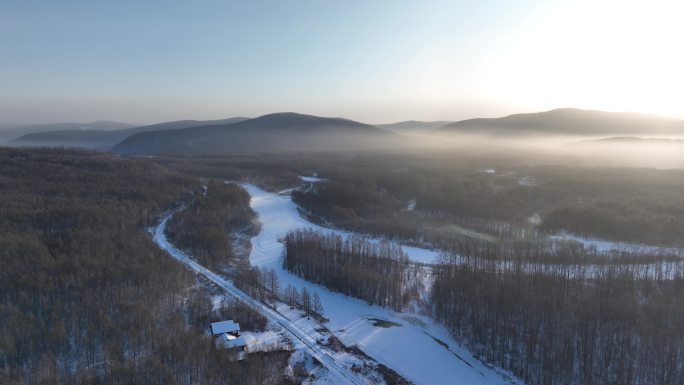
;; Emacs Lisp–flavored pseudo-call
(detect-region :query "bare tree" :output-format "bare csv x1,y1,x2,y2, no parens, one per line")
268,269,280,305
312,292,323,317
284,284,298,308
300,287,311,317
283,229,415,311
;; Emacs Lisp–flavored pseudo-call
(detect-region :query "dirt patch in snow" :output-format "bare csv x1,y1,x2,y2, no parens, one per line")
367,318,403,328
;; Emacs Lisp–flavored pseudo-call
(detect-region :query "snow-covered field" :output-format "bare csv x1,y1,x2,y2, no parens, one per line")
252,182,441,265
242,183,520,385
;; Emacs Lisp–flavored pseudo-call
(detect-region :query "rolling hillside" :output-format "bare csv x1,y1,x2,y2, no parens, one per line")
0,121,134,143
433,108,684,137
9,117,248,149
113,112,393,155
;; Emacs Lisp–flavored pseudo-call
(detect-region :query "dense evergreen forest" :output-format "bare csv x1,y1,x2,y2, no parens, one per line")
0,149,292,385
165,180,256,270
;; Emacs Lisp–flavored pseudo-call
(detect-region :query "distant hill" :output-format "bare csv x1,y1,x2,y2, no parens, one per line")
563,136,684,168
0,121,134,143
433,108,684,137
113,112,393,155
9,117,248,149
376,120,453,134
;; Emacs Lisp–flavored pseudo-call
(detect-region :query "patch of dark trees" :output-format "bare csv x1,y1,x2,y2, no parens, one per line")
283,229,421,311
543,202,684,248
440,237,683,266
165,180,256,270
431,250,684,385
0,148,292,385
273,152,684,247
151,154,305,192
292,181,422,241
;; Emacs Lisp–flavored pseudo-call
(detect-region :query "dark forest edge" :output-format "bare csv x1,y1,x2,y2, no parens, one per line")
0,148,295,385
165,180,257,271
283,229,423,312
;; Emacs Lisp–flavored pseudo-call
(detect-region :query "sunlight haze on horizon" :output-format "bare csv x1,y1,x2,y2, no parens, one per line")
1,0,682,124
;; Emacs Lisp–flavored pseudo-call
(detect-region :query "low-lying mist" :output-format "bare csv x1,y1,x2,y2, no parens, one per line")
391,132,684,169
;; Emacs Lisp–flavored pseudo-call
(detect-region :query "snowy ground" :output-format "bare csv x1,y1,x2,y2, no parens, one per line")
300,175,326,183
242,330,285,353
242,183,520,385
550,232,683,255
249,183,441,265
153,212,369,385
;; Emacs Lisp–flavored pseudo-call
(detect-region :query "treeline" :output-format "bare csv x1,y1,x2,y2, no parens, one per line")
439,236,683,266
283,229,420,311
0,148,292,385
431,253,684,385
152,154,305,192
275,152,684,247
543,203,684,248
293,179,541,249
234,266,325,319
292,181,421,241
530,166,684,246
186,280,268,334
165,180,256,270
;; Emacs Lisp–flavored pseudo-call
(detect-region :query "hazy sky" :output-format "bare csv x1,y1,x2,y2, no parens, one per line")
1,0,682,124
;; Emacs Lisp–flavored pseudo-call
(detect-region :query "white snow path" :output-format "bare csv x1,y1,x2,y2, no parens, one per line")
300,175,326,183
550,232,683,255
152,214,365,385
242,183,519,385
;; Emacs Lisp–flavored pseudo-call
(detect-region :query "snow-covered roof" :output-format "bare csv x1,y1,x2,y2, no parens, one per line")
211,320,240,335
216,333,246,349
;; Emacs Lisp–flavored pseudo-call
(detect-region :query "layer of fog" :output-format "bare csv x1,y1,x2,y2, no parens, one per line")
387,132,684,169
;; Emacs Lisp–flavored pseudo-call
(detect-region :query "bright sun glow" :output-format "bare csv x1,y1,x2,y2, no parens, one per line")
482,0,684,117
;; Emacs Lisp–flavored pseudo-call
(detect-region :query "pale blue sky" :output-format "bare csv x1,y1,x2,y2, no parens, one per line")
1,0,682,124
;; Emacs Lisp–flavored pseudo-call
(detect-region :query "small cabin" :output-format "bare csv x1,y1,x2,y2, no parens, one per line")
211,320,246,352
211,320,241,337
216,333,247,351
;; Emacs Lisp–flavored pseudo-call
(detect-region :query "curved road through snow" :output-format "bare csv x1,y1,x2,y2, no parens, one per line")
152,213,366,385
